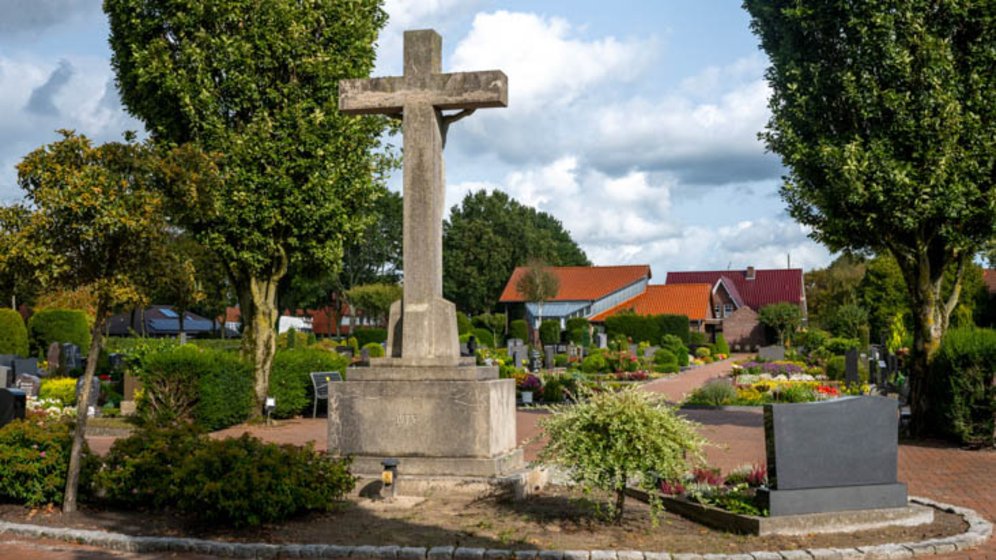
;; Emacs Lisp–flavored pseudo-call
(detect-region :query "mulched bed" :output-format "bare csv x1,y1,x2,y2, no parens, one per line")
0,485,967,553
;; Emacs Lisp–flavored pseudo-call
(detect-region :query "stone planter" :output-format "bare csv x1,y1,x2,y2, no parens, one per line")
520,391,533,404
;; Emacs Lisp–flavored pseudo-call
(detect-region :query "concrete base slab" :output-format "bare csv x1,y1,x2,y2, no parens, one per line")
352,464,545,501
758,483,908,516
349,449,525,478
657,496,933,536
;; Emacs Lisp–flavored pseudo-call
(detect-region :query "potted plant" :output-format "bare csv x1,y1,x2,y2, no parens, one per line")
519,373,542,404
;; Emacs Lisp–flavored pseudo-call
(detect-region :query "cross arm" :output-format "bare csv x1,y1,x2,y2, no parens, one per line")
339,70,508,115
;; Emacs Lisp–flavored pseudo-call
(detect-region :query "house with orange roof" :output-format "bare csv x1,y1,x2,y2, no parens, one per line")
499,265,652,330
588,283,715,332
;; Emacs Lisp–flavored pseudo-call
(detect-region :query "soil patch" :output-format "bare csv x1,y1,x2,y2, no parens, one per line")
0,486,967,553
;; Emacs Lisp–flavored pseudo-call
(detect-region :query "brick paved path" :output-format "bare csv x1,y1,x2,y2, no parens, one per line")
5,357,991,558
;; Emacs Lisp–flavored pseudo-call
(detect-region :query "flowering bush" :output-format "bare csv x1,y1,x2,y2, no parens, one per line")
39,377,78,407
517,373,542,391
737,360,804,376
26,397,77,421
661,463,768,516
614,370,649,381
0,417,96,506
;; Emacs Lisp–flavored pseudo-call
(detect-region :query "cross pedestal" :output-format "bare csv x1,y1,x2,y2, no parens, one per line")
330,30,522,479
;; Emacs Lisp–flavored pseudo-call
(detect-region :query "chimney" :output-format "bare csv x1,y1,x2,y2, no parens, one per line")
746,266,756,281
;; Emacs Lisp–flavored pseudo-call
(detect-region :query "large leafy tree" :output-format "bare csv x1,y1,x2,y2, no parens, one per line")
745,0,996,433
758,302,803,346
105,0,394,414
804,254,866,328
443,190,589,314
8,132,169,512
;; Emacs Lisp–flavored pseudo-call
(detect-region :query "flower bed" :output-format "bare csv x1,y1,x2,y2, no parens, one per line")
661,464,769,516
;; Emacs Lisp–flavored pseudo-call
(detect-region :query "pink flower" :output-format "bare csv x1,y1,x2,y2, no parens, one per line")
39,451,46,458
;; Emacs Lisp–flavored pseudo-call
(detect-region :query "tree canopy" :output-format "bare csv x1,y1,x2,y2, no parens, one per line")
745,0,996,433
105,0,393,413
443,190,589,314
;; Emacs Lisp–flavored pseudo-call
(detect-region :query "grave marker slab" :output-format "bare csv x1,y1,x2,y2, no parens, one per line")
13,358,38,376
544,346,555,369
47,343,62,375
758,345,785,361
0,366,10,389
61,343,83,372
76,376,101,411
844,349,860,385
758,396,907,515
14,373,40,398
0,388,26,429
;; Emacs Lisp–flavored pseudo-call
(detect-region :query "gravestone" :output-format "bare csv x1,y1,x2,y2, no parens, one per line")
644,345,659,359
360,347,371,364
844,348,860,385
13,358,38,376
0,388,26,429
868,357,880,386
61,343,83,372
887,354,898,375
329,29,520,478
758,396,907,516
0,366,9,388
47,343,62,375
758,345,785,361
0,354,14,369
121,373,140,416
76,376,101,412
544,345,555,369
595,333,608,349
512,346,528,369
14,373,40,398
335,346,354,358
506,339,523,352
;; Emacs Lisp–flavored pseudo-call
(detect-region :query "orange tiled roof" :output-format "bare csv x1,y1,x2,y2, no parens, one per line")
589,283,713,322
499,265,651,303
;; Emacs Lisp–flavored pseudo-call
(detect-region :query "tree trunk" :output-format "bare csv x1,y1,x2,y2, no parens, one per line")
613,481,626,524
63,299,107,513
905,252,964,437
239,274,281,420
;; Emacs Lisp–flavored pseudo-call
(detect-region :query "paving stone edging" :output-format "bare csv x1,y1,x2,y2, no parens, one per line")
0,496,988,559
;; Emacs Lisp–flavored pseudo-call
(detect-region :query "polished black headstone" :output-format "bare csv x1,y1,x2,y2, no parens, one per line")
0,388,26,428
760,396,906,515
844,349,860,385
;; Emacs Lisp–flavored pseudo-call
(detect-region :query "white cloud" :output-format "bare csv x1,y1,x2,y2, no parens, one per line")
376,0,481,74
450,11,652,111
0,0,97,34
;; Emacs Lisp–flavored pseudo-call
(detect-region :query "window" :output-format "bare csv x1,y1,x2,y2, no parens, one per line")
714,305,721,317
724,304,734,317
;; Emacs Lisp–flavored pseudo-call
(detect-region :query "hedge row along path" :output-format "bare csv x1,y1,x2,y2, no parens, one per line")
5,356,993,559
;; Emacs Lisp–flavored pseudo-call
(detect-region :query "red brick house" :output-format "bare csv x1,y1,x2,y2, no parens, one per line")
666,266,807,350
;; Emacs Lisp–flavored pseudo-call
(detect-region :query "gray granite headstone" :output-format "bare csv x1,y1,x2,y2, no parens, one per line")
544,346,555,369
758,396,907,515
15,373,40,398
76,376,101,410
595,333,608,349
844,348,860,385
46,343,62,375
0,366,10,388
61,343,83,372
512,347,528,369
758,345,785,361
13,358,38,376
0,354,14,368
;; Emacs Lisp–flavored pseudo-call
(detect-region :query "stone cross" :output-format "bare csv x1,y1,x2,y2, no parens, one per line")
339,30,507,364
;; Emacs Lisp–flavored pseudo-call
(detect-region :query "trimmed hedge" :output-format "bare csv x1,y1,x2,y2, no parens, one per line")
928,327,996,446
27,309,91,357
353,327,387,347
0,419,97,506
509,319,528,343
661,334,689,367
539,320,561,345
0,309,28,357
605,313,690,345
270,349,349,419
39,377,77,406
472,328,494,348
714,333,730,355
137,345,254,430
362,342,385,358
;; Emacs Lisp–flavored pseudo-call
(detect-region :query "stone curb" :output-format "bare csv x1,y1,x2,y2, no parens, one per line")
0,497,988,559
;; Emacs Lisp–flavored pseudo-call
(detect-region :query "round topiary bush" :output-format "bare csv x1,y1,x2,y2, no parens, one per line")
39,377,77,406
472,328,494,348
27,309,91,357
508,319,528,343
0,308,28,357
362,342,385,358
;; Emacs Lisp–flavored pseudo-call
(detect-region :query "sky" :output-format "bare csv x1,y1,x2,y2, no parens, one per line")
0,0,833,276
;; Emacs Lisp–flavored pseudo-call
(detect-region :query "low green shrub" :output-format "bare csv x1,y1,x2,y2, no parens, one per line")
688,331,708,346
928,327,996,446
653,348,679,374
554,353,569,367
661,334,689,367
39,377,77,407
539,386,704,522
173,435,355,527
542,377,565,402
714,334,730,355
568,327,590,346
27,309,91,358
688,380,737,406
362,342,385,358
824,337,860,355
0,419,96,506
796,328,830,353
94,424,205,509
472,328,494,348
826,355,846,380
353,328,387,347
695,347,711,359
0,309,28,357
539,320,560,345
509,319,529,342
270,349,348,419
581,352,609,373
774,383,815,403
137,345,254,430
